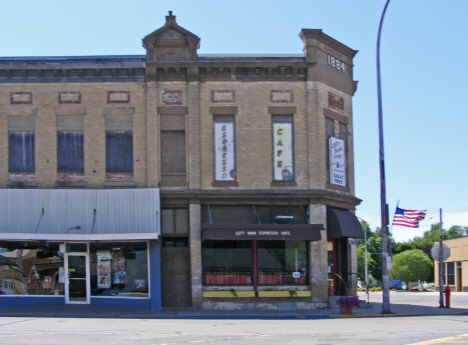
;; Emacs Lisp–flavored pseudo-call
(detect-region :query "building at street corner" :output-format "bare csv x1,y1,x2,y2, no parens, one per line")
434,236,468,292
0,12,362,310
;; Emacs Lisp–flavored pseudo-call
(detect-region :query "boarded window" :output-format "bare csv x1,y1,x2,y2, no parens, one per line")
8,132,35,173
271,115,294,182
161,209,189,235
57,131,84,173
105,131,133,173
161,131,186,173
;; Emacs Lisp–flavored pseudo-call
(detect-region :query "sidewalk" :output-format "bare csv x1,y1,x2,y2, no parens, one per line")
1,292,467,320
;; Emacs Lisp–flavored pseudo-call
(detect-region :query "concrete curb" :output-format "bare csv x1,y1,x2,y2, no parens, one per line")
1,311,468,320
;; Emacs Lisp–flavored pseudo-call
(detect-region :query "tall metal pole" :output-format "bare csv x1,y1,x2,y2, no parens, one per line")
365,225,368,289
439,208,445,308
377,0,392,314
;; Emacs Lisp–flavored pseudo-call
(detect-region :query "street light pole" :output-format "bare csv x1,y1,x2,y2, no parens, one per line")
365,225,368,292
439,208,444,308
377,0,392,314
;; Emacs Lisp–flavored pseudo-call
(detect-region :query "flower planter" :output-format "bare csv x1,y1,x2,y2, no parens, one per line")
339,306,353,314
328,288,334,296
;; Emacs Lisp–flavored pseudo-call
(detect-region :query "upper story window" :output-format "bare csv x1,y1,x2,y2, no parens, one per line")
105,131,133,181
326,116,348,188
161,130,186,174
271,115,294,182
213,116,236,182
8,131,35,181
57,131,84,181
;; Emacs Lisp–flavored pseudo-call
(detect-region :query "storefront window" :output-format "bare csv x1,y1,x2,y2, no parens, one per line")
90,242,148,298
0,244,64,296
446,262,455,285
202,241,252,285
202,240,308,285
257,240,307,285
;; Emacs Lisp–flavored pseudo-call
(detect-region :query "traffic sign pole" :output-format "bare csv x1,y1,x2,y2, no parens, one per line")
439,208,444,308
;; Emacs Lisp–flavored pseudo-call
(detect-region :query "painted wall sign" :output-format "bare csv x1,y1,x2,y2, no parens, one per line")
272,122,294,181
214,122,236,181
329,137,346,186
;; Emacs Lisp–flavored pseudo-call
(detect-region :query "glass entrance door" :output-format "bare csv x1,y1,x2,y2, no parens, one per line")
65,254,89,304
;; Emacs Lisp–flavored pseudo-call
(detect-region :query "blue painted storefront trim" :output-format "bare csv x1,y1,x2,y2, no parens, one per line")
149,240,162,310
1,240,162,310
90,297,150,309
0,296,65,308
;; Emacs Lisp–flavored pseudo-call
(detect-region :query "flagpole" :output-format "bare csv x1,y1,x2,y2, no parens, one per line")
377,0,392,314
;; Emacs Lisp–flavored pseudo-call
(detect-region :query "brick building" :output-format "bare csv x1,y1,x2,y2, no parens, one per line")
434,237,468,292
0,13,362,310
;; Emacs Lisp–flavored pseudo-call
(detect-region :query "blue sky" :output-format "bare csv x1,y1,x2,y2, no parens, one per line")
2,0,467,242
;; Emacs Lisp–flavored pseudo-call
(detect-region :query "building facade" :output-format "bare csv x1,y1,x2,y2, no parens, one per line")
434,237,468,292
0,13,362,310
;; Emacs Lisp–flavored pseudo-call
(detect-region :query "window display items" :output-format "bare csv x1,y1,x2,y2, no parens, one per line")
97,251,111,289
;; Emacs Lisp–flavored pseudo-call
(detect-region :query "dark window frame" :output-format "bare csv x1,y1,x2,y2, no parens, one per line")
8,131,35,173
105,131,133,173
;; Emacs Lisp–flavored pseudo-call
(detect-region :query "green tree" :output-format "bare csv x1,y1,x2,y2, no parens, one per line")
357,244,375,281
412,223,467,248
365,227,397,282
389,249,433,290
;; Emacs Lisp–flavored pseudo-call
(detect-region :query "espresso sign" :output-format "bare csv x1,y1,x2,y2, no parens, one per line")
214,122,236,181
202,226,322,241
329,137,346,186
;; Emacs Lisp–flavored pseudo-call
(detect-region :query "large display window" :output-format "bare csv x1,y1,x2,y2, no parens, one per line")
202,240,308,285
0,244,64,296
202,241,252,285
90,242,148,298
257,240,307,285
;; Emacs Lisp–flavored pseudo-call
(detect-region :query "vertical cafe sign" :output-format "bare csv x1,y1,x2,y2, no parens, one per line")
214,121,236,181
329,137,346,186
272,122,294,181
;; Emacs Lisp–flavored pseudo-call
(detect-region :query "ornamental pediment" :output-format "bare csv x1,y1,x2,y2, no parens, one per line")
158,28,185,39
143,12,200,62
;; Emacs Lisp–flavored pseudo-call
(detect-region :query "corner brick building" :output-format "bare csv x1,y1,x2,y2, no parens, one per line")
0,13,362,310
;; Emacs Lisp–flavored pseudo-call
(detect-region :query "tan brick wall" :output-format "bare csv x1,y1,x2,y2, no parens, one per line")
198,81,310,190
309,203,328,302
0,79,356,195
189,203,202,304
0,82,146,188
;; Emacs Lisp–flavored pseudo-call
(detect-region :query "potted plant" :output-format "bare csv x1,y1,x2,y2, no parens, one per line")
346,281,353,296
336,296,360,314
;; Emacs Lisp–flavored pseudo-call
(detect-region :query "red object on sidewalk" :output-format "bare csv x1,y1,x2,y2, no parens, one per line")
444,285,451,308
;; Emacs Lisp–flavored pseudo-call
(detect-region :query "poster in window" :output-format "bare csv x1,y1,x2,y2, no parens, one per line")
112,250,126,285
272,122,294,181
97,251,111,289
329,137,346,186
214,122,236,181
133,279,147,292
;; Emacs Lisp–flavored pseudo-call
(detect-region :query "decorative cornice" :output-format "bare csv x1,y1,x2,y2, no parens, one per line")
299,29,357,58
159,189,361,209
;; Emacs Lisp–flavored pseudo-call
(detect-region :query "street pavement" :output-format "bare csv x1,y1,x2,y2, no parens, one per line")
0,291,467,320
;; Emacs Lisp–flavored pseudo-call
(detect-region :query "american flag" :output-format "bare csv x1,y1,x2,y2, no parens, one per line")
392,206,426,228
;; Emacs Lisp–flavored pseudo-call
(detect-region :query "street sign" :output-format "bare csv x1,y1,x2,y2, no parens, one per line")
391,279,402,287
386,256,392,270
431,243,450,262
